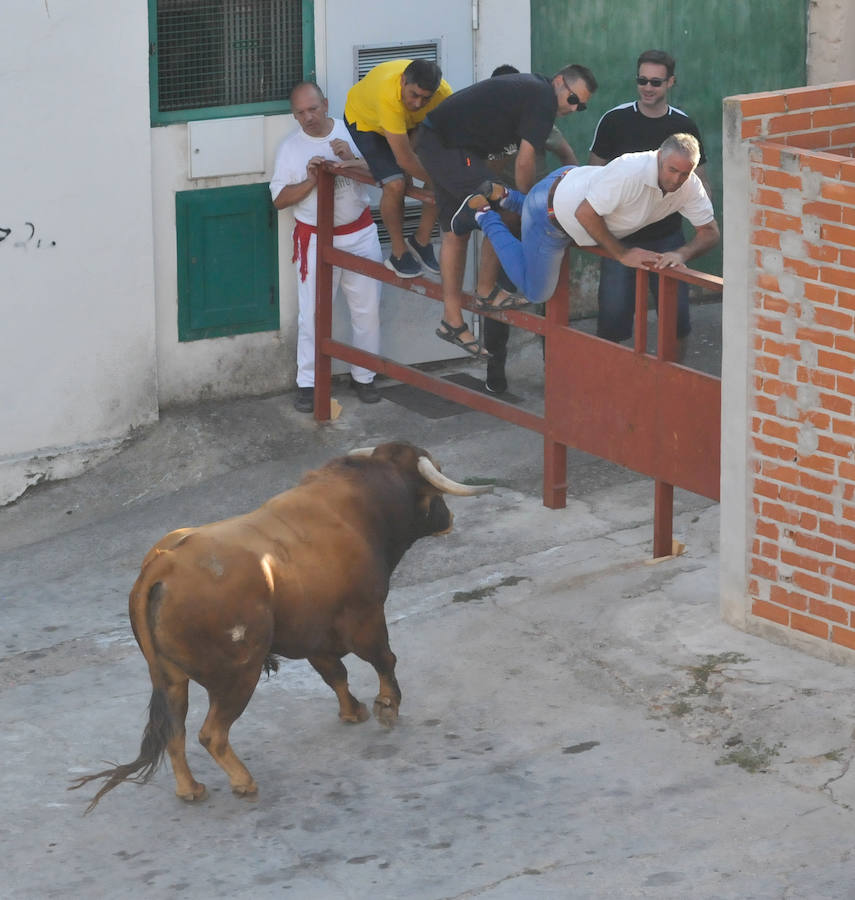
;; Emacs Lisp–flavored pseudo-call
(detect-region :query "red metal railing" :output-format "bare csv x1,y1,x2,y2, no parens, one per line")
313,163,723,558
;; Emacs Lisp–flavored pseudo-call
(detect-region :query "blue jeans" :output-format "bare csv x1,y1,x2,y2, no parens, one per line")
597,230,691,341
479,166,575,305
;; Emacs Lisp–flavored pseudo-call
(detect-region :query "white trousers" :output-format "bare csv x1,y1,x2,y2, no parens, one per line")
296,223,382,388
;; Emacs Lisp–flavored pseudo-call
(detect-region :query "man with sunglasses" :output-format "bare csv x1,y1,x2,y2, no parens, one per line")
416,64,597,359
589,49,711,359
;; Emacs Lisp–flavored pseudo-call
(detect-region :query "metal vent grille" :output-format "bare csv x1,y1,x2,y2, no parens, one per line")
156,0,303,112
370,204,439,247
354,40,440,83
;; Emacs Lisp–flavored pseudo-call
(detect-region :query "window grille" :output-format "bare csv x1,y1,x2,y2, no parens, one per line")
152,0,310,123
353,40,441,83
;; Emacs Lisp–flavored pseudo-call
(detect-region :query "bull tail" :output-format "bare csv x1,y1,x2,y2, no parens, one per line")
69,573,176,814
68,686,173,813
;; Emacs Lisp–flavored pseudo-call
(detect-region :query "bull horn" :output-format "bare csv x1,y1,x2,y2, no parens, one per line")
417,456,492,496
348,447,375,456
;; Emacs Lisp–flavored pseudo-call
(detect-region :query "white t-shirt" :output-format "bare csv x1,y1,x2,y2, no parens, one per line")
552,151,714,246
269,118,372,226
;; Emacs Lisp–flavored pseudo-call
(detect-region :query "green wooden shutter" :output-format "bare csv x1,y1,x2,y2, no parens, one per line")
176,183,279,341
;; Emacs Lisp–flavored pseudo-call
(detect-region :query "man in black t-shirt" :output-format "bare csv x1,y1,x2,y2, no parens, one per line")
589,49,711,359
417,65,597,360
482,64,581,394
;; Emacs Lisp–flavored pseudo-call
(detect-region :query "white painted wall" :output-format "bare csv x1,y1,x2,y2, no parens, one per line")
322,0,475,115
1,0,158,503
808,0,855,84
0,0,529,503
473,0,531,81
149,118,296,406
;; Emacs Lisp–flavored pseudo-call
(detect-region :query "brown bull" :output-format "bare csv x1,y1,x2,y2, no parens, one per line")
70,442,489,812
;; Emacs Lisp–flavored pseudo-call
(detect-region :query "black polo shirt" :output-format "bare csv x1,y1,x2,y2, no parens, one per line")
589,102,707,241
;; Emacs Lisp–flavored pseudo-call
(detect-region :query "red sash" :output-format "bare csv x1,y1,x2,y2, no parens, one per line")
291,206,374,282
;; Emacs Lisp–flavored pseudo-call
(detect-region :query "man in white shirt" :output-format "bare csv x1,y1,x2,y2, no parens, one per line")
450,132,719,310
270,82,382,413
588,49,712,352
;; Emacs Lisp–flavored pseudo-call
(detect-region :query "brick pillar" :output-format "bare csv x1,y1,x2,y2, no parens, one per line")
721,83,855,661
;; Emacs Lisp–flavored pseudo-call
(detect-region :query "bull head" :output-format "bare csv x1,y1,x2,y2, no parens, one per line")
349,446,492,496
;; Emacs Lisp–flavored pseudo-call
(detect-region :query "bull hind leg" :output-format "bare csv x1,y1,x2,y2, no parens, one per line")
164,678,208,802
197,668,263,797
308,654,370,723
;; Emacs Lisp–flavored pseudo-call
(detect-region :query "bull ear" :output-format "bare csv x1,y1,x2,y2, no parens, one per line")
417,456,492,496
348,447,375,456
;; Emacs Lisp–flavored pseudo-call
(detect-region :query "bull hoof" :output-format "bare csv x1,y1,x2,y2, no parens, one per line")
340,702,370,724
177,782,208,803
373,696,399,727
232,781,259,799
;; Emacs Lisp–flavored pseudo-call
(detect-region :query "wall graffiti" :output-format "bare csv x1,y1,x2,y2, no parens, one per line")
0,222,57,249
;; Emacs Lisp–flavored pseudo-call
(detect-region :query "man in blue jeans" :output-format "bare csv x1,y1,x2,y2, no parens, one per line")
450,134,719,317
416,64,597,360
589,49,712,359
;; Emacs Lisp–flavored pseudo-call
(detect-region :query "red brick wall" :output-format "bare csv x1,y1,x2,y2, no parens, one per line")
735,83,855,651
738,83,855,156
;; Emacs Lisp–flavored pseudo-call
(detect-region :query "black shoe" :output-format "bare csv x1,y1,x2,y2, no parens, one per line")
485,360,508,395
451,194,491,236
384,251,422,278
406,236,441,274
350,377,381,404
294,386,314,413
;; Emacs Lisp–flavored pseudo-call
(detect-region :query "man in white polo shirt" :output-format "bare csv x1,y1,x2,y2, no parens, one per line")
450,132,719,312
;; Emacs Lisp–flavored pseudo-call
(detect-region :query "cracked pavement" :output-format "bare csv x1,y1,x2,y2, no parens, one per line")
4,307,855,898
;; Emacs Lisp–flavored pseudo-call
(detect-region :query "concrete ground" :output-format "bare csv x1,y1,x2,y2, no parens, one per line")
3,305,855,899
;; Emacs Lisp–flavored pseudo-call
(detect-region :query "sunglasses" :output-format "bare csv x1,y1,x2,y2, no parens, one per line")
636,76,667,87
562,82,587,111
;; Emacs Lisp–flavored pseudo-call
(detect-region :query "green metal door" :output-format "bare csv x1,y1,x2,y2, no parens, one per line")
532,0,807,275
176,183,279,341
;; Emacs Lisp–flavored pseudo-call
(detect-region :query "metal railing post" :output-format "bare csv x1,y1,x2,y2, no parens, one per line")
542,251,570,509
634,268,649,354
313,166,334,421
652,271,680,556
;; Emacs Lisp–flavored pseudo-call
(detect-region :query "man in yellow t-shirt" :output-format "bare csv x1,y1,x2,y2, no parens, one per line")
345,59,452,278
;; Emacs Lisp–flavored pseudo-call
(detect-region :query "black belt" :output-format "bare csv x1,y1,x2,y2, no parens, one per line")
546,169,572,236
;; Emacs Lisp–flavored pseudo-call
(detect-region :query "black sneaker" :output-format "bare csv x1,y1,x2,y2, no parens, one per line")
485,360,508,395
406,235,441,274
294,386,314,413
384,251,422,278
450,194,491,236
349,377,381,404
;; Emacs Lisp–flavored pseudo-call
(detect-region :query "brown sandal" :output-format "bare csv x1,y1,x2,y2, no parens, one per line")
435,320,491,360
473,286,531,312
